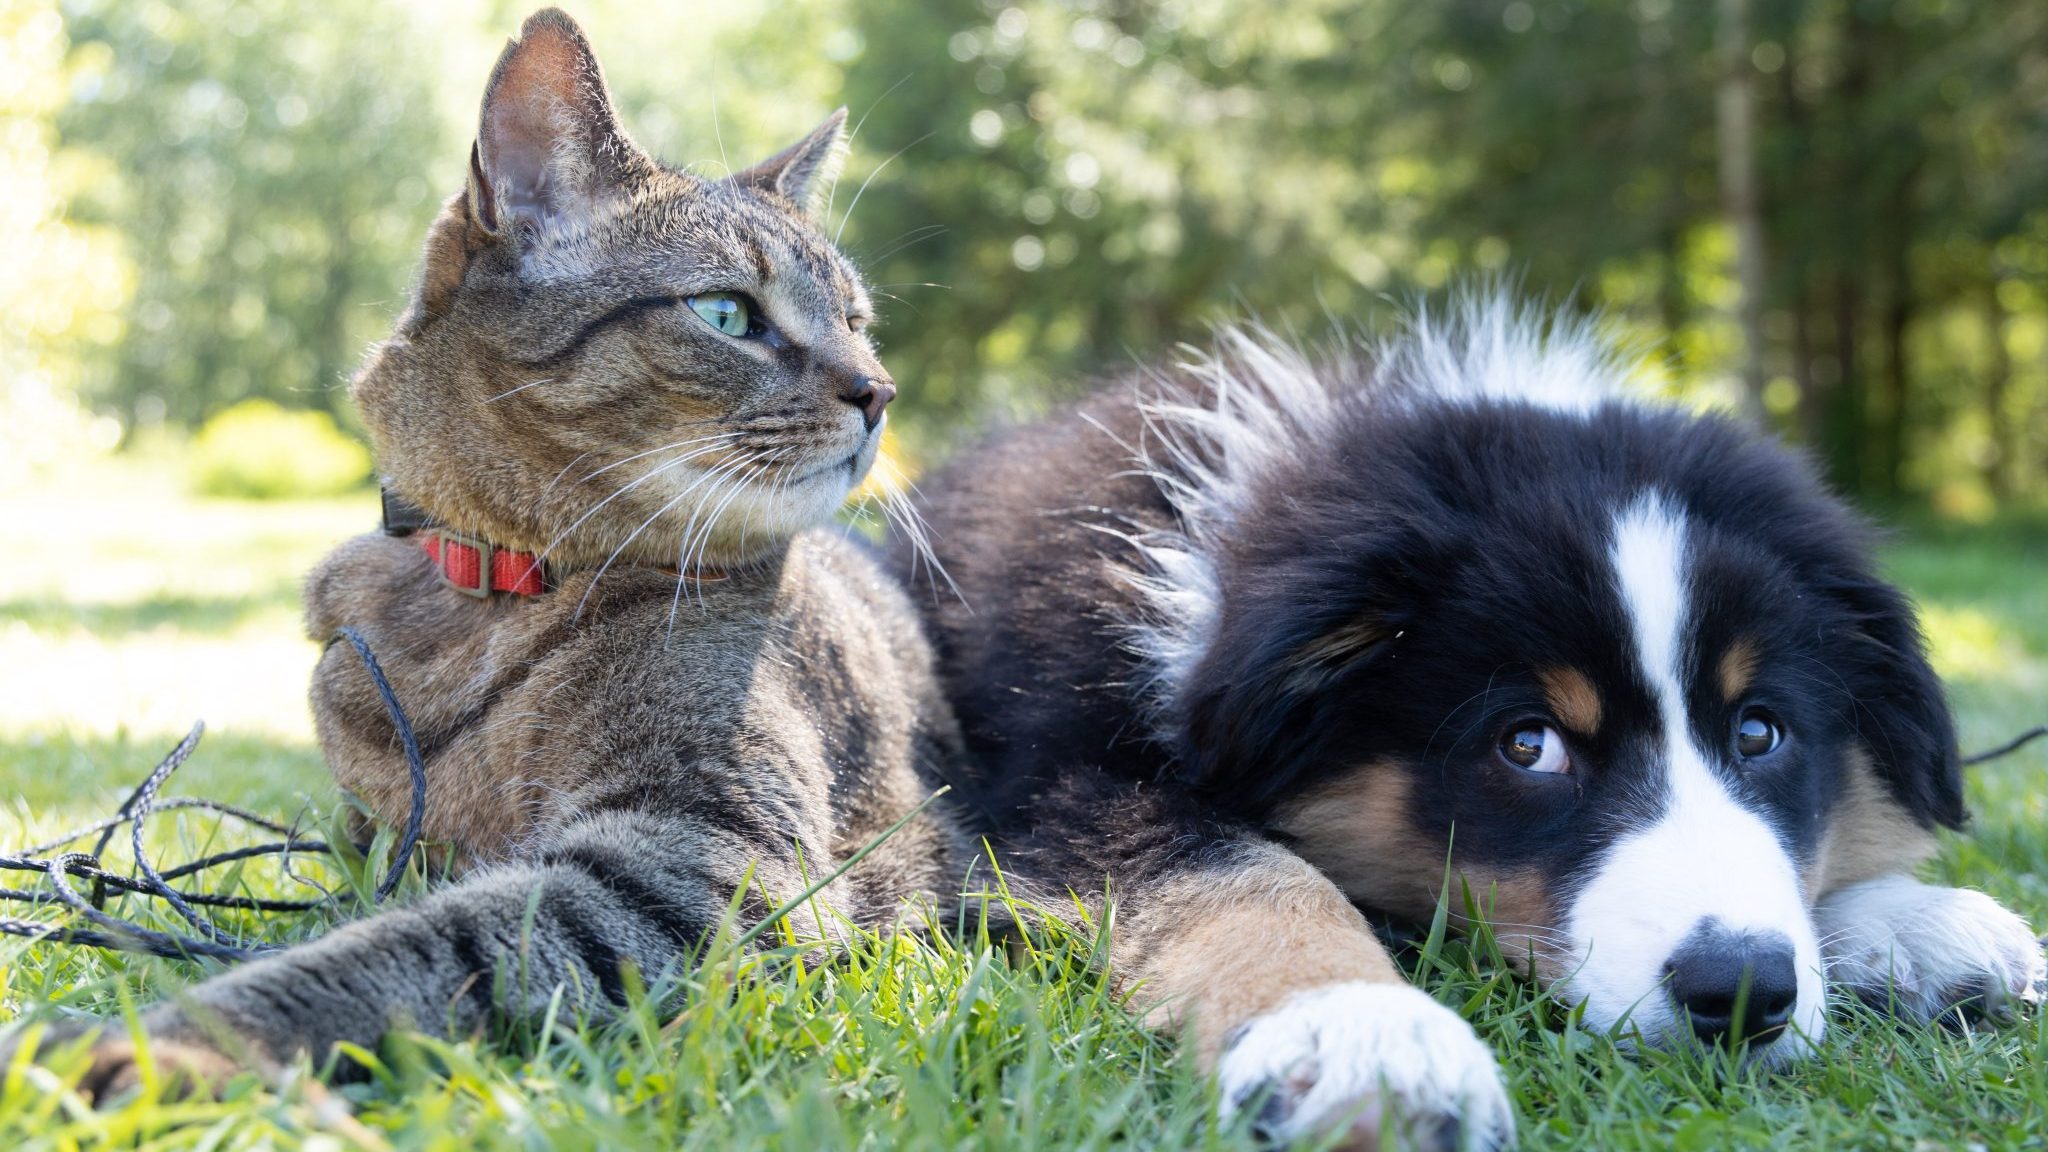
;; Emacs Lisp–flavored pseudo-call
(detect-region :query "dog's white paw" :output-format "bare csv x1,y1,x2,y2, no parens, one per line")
1216,981,1513,1151
1816,876,2046,1021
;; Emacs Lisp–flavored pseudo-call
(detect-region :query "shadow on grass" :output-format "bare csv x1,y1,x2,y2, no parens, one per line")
0,591,297,638
0,728,332,817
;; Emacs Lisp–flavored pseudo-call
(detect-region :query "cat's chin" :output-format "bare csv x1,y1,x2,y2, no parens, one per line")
613,436,876,569
684,464,865,567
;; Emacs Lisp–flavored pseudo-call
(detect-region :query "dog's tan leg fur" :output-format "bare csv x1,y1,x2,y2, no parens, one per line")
1810,752,1936,896
1105,840,1513,1147
1810,751,2045,1020
1117,843,1401,1066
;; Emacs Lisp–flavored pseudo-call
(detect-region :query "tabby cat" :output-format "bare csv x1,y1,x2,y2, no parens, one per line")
17,7,964,1094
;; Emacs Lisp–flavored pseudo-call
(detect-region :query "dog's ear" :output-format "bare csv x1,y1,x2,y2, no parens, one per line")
1172,527,1428,815
1826,571,1965,829
1707,427,1966,830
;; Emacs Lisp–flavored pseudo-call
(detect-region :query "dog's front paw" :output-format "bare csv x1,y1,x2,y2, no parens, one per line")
1817,876,2046,1022
1216,981,1513,1151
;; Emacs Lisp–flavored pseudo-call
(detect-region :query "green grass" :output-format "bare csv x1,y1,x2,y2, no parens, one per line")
1,464,2045,1151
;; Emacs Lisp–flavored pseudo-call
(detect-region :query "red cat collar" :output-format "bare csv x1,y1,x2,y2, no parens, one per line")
383,487,547,598
421,531,548,598
380,486,723,598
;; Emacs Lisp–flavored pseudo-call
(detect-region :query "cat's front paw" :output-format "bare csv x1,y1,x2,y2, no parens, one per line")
3,1017,248,1104
1817,876,2046,1021
1216,981,1513,1152
73,1032,245,1103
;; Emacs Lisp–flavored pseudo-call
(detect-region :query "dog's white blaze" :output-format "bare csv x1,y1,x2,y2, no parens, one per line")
1561,495,1825,1058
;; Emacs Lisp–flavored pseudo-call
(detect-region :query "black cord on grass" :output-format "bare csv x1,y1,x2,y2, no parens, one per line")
0,626,429,961
330,626,428,903
24,797,301,857
126,726,254,949
39,851,265,962
1963,725,2048,767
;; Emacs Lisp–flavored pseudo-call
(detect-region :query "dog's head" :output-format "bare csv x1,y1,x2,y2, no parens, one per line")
1134,319,1960,1060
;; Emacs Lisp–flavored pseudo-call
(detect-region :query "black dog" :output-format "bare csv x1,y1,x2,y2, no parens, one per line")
905,296,2044,1149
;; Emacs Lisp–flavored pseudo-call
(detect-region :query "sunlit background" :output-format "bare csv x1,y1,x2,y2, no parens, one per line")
9,0,2048,493
0,8,2044,1141
0,0,2043,790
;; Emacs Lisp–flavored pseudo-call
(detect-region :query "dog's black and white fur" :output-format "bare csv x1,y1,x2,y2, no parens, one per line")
906,297,2044,1149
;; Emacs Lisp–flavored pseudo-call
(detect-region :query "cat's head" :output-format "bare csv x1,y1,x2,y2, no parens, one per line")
353,7,889,571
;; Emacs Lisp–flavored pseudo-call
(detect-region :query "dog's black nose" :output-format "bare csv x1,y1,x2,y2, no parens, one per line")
1664,921,1799,1045
840,376,895,430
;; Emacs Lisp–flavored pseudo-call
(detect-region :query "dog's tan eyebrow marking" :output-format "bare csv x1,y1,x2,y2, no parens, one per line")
1719,638,1760,702
1539,666,1603,734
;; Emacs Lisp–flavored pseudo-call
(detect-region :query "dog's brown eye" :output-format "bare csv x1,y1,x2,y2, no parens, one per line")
1500,723,1570,774
1736,710,1783,758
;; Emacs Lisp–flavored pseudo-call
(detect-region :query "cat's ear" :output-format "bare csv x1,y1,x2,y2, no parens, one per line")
732,108,849,219
471,8,644,239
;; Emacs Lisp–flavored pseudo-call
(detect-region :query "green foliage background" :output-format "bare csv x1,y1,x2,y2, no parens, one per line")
2,5,2047,1146
6,0,2047,511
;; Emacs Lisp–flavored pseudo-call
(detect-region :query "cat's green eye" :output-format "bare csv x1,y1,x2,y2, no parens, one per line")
686,292,754,337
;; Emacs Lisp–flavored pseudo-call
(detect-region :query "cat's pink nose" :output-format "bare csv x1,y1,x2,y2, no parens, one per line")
841,376,895,431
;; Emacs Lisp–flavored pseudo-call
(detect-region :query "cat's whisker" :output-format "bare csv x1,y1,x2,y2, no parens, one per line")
684,448,788,603
827,72,914,223
878,474,958,601
484,377,555,403
665,450,779,636
723,447,794,581
731,450,781,568
894,508,929,589
840,488,878,537
862,224,950,267
579,449,766,623
708,75,731,178
539,441,735,565
839,472,899,560
542,454,695,566
685,477,758,613
675,464,747,611
539,451,595,503
580,431,742,484
834,131,934,247
867,290,924,319
667,449,768,616
870,487,917,581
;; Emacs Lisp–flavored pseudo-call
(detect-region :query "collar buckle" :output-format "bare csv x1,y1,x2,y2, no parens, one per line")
434,530,496,599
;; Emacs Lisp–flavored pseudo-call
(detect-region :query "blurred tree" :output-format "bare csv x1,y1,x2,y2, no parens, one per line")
1,0,127,486
1718,0,1766,417
56,0,450,427
832,0,1461,440
22,0,2048,511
